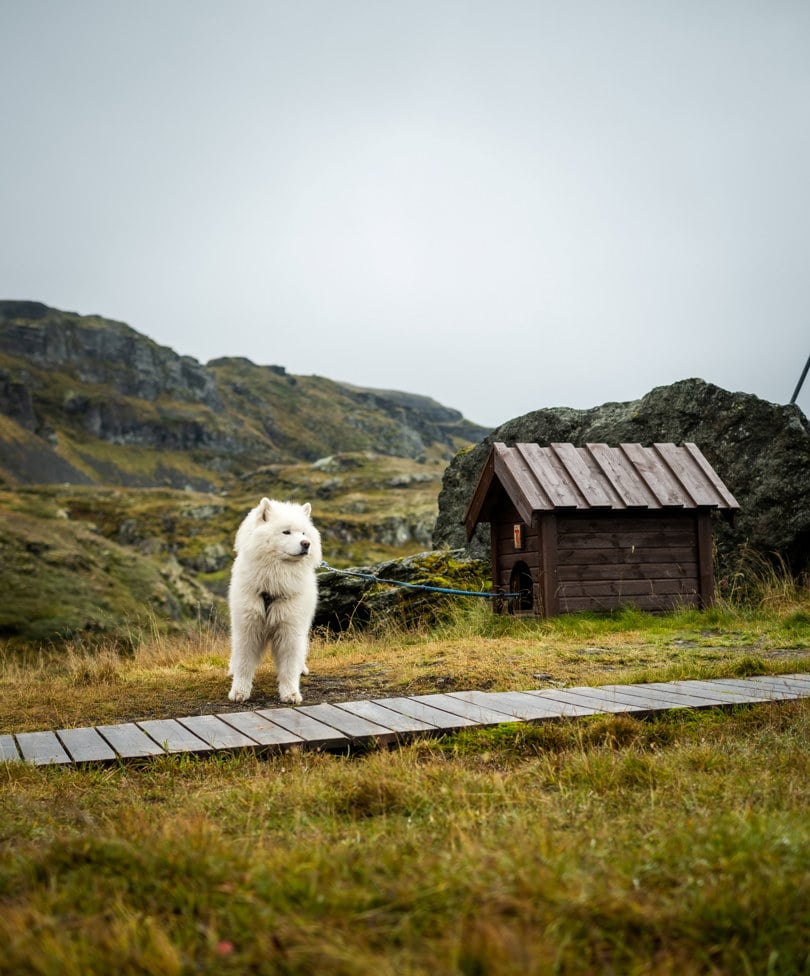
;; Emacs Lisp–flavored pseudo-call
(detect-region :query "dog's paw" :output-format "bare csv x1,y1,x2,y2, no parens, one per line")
228,685,251,703
279,688,302,705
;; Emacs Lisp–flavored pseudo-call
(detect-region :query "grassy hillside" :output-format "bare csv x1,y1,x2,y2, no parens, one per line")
2,588,810,974
0,450,449,646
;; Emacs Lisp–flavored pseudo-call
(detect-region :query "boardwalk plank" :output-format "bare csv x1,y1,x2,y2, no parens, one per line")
256,708,350,750
218,711,305,750
707,678,803,701
533,687,652,714
412,693,523,726
374,697,476,731
666,680,774,703
97,723,167,758
336,700,437,736
138,719,213,755
178,715,260,751
16,731,72,765
740,674,810,693
453,690,588,720
599,683,727,709
57,727,117,764
0,734,20,762
296,703,400,745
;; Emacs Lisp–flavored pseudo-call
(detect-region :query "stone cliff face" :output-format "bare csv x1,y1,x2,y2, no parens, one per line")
0,301,489,487
434,379,810,574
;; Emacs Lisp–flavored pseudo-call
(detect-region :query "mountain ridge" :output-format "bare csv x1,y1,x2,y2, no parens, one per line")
0,300,488,489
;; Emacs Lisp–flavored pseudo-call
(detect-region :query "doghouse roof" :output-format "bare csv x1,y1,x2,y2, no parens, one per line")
464,442,740,539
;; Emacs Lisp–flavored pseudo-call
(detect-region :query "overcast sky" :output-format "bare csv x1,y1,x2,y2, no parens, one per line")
2,1,809,427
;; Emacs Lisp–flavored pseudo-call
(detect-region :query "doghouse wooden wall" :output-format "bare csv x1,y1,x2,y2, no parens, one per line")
492,509,715,616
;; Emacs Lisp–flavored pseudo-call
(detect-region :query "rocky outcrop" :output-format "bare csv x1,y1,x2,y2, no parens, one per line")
434,379,810,574
0,301,221,408
314,549,489,631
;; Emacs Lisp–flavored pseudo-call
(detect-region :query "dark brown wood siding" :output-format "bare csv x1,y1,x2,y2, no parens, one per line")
493,501,541,614
553,513,702,613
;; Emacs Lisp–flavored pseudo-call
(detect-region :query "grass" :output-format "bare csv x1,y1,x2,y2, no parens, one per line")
1,577,809,974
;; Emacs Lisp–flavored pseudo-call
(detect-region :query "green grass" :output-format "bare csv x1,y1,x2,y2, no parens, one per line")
1,577,809,974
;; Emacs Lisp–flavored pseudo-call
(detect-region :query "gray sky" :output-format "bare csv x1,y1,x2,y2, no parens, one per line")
2,1,809,427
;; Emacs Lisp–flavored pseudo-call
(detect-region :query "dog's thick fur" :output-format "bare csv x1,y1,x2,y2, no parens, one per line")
227,498,321,704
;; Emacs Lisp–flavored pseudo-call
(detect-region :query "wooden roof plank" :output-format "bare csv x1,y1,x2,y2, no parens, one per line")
683,443,740,509
550,443,614,507
516,443,584,508
494,447,550,520
653,443,724,507
586,444,659,508
57,727,117,764
618,443,686,506
97,723,167,758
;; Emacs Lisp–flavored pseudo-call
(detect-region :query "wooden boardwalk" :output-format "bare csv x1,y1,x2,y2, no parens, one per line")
3,673,810,766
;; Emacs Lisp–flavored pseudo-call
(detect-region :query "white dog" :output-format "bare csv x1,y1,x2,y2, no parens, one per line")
227,498,322,704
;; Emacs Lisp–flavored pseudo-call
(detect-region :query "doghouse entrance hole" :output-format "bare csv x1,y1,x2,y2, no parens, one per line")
509,562,534,614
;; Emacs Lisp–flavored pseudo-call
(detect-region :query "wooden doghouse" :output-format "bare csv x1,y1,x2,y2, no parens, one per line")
464,442,739,616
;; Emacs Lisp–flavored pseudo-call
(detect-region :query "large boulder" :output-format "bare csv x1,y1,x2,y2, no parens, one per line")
433,379,810,574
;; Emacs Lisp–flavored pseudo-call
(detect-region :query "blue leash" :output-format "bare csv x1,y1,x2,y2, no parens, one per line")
318,560,520,600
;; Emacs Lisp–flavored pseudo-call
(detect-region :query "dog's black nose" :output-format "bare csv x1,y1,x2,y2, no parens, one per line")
300,540,310,552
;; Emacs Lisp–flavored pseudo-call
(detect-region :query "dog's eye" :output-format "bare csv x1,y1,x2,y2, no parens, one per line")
282,530,291,535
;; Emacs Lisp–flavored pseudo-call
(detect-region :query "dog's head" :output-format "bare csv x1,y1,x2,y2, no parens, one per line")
235,497,322,563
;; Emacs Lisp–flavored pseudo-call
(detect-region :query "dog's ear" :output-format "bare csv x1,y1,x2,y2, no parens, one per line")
258,497,273,521
301,502,312,517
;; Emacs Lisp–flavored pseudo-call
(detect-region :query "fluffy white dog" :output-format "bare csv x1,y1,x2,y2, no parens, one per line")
227,498,322,704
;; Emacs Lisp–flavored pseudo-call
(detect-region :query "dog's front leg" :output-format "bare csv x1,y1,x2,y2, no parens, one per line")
228,614,266,702
271,628,307,705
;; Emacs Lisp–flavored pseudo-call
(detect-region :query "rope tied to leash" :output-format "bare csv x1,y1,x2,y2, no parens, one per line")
318,560,520,600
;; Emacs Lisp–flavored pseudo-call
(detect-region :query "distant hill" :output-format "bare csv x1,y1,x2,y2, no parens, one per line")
0,300,488,489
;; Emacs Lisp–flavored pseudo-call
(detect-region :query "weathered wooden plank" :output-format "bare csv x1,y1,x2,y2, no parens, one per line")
587,444,658,508
373,697,476,731
558,593,697,612
557,515,697,536
736,675,810,695
653,443,724,507
218,711,305,749
548,684,690,712
557,579,699,598
336,700,438,736
619,443,688,507
707,679,803,701
452,690,579,720
531,687,642,714
57,727,117,764
556,545,697,563
665,680,773,703
16,730,72,765
97,723,167,758
603,683,728,709
256,707,350,750
551,443,614,508
0,734,21,762
517,444,583,508
534,687,648,714
495,448,551,519
295,703,399,745
683,442,740,509
138,719,213,755
411,693,521,726
178,715,260,751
